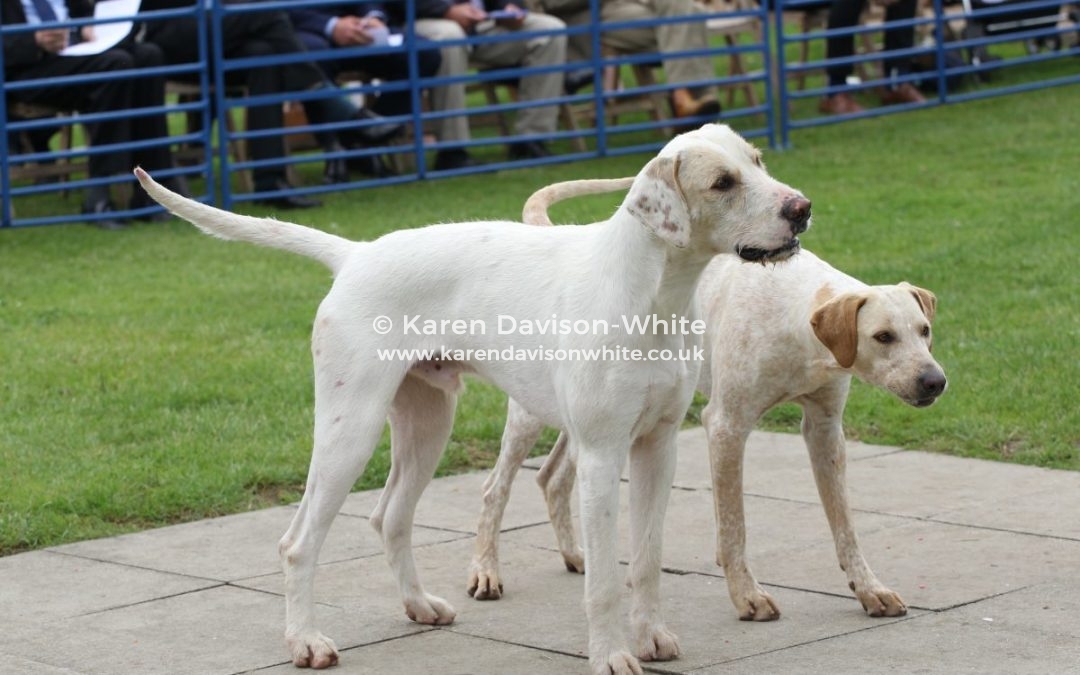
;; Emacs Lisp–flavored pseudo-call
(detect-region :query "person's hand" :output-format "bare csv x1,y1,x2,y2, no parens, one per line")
80,26,96,42
34,28,69,53
495,3,525,29
445,2,486,32
331,15,375,46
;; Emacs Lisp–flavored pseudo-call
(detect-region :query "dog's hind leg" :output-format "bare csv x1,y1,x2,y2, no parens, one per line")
468,398,544,600
378,374,459,625
279,359,408,668
801,385,907,618
536,431,584,574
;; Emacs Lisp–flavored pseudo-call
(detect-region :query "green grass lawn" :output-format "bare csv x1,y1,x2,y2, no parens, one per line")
2,83,1078,556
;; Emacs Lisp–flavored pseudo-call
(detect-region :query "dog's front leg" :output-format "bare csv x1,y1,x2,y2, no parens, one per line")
627,426,681,663
577,442,643,675
802,391,907,617
468,399,545,600
703,401,781,622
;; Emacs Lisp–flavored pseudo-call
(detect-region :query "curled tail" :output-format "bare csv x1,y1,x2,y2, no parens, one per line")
134,167,353,274
521,177,636,226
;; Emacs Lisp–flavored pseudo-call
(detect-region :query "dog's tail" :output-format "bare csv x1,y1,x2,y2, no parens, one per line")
521,177,635,226
134,167,353,274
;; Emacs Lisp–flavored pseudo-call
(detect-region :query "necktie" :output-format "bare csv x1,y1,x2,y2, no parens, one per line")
31,0,59,22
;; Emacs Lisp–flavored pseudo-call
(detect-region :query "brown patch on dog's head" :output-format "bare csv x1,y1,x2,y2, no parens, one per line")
810,292,867,368
900,282,937,323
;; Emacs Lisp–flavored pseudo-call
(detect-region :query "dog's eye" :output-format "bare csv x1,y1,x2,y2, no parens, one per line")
874,331,895,344
921,325,931,338
713,174,737,191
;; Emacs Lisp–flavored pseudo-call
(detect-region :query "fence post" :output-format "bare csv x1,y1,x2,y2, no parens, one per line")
0,40,11,227
210,0,230,209
774,0,793,149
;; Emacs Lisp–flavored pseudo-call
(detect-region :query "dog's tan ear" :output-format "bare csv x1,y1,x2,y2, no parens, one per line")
900,282,937,323
811,293,867,368
625,154,691,248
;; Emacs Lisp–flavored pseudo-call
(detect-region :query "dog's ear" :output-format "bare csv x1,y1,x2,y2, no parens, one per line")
900,282,937,323
811,293,867,369
625,154,691,248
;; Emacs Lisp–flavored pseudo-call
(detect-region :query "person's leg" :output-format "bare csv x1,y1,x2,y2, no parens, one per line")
879,0,925,103
9,50,134,214
415,19,472,146
128,41,174,175
820,0,866,114
350,38,441,118
471,13,567,140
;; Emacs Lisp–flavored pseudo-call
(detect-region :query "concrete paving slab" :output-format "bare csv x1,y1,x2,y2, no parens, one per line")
52,507,467,582
691,583,1080,673
0,584,431,675
744,518,1080,611
340,468,554,534
932,482,1080,541
0,654,88,674
255,628,590,675
0,550,218,627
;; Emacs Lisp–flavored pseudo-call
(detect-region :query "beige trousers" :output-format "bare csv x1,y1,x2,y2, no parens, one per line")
416,13,568,143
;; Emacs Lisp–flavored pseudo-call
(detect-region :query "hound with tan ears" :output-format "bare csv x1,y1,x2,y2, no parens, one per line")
132,123,811,675
467,177,946,624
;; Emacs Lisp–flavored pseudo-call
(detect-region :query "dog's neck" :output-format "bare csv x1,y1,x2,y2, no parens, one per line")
598,209,712,319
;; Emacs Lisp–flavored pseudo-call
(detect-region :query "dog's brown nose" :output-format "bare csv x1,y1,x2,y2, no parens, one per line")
782,196,811,234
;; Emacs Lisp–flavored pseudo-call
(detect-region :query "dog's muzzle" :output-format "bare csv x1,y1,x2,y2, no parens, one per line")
736,196,812,263
911,368,947,407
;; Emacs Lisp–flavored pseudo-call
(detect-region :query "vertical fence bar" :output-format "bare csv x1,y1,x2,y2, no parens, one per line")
774,0,792,149
933,0,948,104
211,0,231,209
0,39,11,227
760,0,777,149
589,0,607,156
404,0,426,176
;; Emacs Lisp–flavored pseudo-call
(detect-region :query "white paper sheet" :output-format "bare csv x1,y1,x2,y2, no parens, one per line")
60,0,141,57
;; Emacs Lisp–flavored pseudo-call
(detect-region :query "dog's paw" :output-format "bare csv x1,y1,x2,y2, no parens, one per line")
635,624,680,662
734,587,781,622
286,630,339,669
854,585,907,617
467,564,504,601
591,650,644,675
404,593,457,625
562,548,585,574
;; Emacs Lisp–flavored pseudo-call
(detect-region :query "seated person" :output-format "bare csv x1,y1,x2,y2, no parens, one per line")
388,0,567,170
141,0,403,206
535,0,723,122
287,2,442,141
1,0,181,229
819,0,926,115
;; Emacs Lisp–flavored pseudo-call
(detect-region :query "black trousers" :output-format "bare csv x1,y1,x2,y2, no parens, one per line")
294,31,441,118
825,0,918,87
6,41,172,182
145,10,341,187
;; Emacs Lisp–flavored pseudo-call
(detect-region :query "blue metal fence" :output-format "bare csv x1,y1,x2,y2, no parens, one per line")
2,0,1075,227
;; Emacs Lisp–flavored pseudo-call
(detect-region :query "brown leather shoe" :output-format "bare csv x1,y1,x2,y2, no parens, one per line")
670,88,722,119
818,92,865,115
880,83,926,106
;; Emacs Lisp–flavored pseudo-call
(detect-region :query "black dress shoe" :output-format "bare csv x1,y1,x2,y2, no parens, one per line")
82,198,129,230
254,180,322,210
323,156,350,184
564,69,594,95
507,140,552,161
340,108,405,147
346,154,396,178
433,149,476,171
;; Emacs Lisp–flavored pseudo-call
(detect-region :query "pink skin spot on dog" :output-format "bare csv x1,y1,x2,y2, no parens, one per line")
335,380,345,388
333,416,342,424
660,204,679,232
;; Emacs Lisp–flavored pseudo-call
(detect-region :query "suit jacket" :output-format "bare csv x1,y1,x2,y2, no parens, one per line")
1,0,92,72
